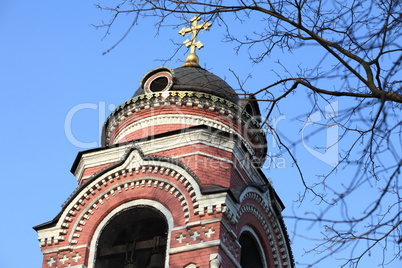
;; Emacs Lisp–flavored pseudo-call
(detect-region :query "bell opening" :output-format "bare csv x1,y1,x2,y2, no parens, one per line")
95,206,168,268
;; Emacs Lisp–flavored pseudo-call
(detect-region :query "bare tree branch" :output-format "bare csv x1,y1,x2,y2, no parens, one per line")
94,1,402,266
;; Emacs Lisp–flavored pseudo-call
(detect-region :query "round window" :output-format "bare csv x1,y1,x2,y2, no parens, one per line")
143,71,173,94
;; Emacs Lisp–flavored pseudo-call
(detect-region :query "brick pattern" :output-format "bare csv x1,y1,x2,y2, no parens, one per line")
40,164,198,248
117,123,193,143
103,91,266,161
236,191,293,267
42,248,87,268
36,86,295,267
171,225,219,248
37,139,292,267
111,111,254,157
152,144,252,188
169,247,220,268
108,103,237,145
37,150,232,263
221,230,241,261
81,162,116,182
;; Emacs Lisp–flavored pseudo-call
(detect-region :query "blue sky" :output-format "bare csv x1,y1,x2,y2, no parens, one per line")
1,1,400,267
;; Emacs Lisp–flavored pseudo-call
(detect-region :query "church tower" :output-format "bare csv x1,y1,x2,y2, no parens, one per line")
34,16,294,268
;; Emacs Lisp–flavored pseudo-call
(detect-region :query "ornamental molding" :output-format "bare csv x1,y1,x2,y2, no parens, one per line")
38,146,228,248
169,240,221,255
103,91,265,146
239,190,293,268
73,145,130,182
67,176,190,245
44,252,84,268
112,114,250,151
74,129,266,185
218,226,241,268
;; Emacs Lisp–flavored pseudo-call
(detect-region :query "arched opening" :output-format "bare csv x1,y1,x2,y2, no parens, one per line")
95,206,168,268
240,231,264,268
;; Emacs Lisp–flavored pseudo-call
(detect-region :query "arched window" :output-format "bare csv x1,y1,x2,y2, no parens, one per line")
95,206,168,268
239,231,264,268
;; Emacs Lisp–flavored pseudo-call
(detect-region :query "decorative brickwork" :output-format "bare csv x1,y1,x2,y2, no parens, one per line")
102,91,267,165
35,65,294,267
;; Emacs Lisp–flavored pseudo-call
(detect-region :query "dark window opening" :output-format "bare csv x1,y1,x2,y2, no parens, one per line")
95,206,168,268
240,232,264,268
245,103,253,116
150,77,169,92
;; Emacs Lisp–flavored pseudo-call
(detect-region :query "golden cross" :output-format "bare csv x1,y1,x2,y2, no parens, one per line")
179,16,212,67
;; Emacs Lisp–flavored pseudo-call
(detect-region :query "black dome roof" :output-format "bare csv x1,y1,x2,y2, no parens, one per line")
133,66,239,103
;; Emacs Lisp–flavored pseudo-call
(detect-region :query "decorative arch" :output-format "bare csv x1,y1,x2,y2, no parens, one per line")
237,187,293,267
67,176,190,245
38,147,204,248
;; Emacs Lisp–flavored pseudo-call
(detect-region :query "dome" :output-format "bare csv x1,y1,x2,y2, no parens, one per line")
133,66,239,103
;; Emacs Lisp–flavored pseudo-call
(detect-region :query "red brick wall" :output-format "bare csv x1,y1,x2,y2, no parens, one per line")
108,105,242,145
169,246,220,268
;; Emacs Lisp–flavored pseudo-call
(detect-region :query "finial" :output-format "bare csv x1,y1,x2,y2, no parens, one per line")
178,16,212,67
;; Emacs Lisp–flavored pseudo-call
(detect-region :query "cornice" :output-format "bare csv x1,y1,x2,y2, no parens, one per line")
73,128,267,184
102,91,266,149
37,146,231,248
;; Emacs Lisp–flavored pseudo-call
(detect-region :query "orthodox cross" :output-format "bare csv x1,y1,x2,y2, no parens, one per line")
179,16,212,67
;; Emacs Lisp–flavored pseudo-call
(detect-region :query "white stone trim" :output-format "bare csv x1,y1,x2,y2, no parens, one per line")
137,130,266,185
40,244,90,255
172,151,233,164
74,130,236,182
219,239,242,268
104,91,264,147
139,128,235,155
113,114,230,143
37,226,61,246
239,189,292,267
209,253,222,268
172,217,222,231
194,192,227,216
68,176,190,244
73,145,130,181
87,199,173,268
111,113,255,156
168,240,220,254
74,129,266,185
184,217,223,228
222,195,240,226
41,148,204,247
